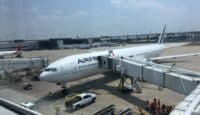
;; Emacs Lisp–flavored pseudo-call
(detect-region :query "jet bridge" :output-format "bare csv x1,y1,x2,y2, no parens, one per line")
170,84,200,115
98,55,200,114
0,58,48,73
0,58,48,81
99,56,200,95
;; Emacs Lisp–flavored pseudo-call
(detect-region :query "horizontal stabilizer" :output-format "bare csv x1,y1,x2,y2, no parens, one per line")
150,52,200,61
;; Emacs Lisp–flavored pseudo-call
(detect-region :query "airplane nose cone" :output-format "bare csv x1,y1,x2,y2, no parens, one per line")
39,72,57,82
39,72,47,81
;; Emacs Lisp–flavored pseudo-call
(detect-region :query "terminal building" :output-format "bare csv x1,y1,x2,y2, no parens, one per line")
0,40,39,51
0,31,200,51
48,38,91,49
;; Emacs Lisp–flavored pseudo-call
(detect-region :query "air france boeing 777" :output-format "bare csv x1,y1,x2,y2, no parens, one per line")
39,26,199,92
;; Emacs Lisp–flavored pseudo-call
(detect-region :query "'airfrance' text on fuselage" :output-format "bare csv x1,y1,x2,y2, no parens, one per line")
78,57,97,64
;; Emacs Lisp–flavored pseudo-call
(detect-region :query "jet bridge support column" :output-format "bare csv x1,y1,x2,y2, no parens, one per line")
118,75,125,91
132,77,142,93
117,59,142,93
117,74,142,93
117,65,126,92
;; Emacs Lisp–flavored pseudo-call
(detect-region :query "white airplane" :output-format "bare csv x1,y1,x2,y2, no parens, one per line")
0,45,22,58
39,25,199,93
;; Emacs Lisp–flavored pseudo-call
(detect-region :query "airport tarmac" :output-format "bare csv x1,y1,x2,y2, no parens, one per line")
0,42,199,115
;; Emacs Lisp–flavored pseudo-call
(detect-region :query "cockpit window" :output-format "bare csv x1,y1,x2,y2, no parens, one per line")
44,68,57,72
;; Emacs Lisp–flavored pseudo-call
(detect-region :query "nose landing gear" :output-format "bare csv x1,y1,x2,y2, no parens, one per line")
62,88,69,95
61,83,70,95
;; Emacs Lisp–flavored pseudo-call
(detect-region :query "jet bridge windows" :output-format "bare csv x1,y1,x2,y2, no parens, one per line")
43,68,57,72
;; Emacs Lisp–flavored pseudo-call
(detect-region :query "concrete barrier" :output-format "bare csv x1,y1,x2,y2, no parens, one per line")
0,97,42,115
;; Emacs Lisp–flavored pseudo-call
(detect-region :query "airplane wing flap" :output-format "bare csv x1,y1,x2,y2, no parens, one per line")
150,53,200,61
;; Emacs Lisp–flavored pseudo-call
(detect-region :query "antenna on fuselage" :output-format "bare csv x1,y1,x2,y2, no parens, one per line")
158,24,166,44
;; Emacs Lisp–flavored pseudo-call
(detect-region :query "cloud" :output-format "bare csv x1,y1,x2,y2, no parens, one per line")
110,0,171,11
0,0,198,39
110,0,136,6
38,10,88,22
0,4,9,13
137,0,163,9
38,9,70,21
73,10,89,17
109,0,187,24
29,7,38,12
39,14,69,22
55,10,64,15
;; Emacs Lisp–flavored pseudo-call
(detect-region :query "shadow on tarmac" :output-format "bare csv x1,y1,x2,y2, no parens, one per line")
35,71,145,109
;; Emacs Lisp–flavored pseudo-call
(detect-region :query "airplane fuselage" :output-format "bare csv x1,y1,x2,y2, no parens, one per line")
39,44,165,83
0,51,17,57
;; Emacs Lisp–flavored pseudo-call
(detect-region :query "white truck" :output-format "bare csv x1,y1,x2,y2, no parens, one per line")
65,93,96,110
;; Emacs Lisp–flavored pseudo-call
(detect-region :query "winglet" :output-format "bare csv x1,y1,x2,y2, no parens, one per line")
158,24,166,44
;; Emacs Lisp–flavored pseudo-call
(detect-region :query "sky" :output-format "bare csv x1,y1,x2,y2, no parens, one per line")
0,0,200,40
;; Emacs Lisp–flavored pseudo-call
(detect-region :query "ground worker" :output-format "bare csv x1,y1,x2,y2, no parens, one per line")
153,98,157,108
158,99,160,106
157,103,160,115
150,102,154,113
157,99,161,115
145,100,150,111
169,105,173,113
151,98,157,114
161,104,166,115
49,91,53,97
55,104,61,115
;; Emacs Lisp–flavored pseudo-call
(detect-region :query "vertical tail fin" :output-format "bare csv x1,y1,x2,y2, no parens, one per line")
158,24,166,44
16,44,22,52
16,44,22,57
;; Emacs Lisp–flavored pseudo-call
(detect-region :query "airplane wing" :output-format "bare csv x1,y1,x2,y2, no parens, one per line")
150,53,200,61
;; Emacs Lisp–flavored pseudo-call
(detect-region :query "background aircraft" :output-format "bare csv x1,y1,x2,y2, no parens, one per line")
0,45,22,59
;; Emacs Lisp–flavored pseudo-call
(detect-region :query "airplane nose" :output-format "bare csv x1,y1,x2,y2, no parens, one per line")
39,72,56,82
39,72,47,81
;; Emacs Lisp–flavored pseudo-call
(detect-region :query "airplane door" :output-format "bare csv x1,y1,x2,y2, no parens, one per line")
70,62,77,74
61,61,78,79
